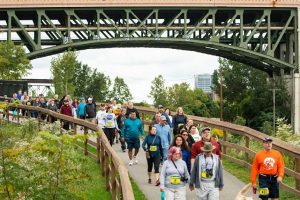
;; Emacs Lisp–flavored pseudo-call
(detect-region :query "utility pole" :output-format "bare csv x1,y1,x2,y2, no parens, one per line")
220,68,223,121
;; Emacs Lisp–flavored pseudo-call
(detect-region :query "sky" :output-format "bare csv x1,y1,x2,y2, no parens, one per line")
27,48,219,103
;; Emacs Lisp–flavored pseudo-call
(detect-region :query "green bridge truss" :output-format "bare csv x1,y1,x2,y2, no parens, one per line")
0,7,298,74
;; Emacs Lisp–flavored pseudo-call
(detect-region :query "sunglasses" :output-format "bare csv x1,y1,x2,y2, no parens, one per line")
182,134,188,136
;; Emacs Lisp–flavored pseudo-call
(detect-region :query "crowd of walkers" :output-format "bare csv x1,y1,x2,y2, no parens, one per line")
5,91,285,200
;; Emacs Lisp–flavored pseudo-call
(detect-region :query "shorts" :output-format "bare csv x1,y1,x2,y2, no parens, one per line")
258,174,279,199
126,137,140,151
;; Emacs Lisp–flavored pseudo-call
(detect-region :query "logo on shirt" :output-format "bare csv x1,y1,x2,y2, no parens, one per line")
263,157,275,170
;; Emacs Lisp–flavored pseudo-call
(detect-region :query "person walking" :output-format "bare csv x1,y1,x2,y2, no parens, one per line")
85,97,96,123
155,115,172,161
121,110,144,166
191,127,221,167
172,107,187,136
117,107,127,152
60,99,73,130
181,129,195,149
189,142,224,200
160,146,190,200
251,137,284,200
103,106,118,146
142,125,163,186
170,135,191,173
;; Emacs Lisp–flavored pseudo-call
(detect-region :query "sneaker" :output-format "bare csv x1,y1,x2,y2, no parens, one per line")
148,179,152,184
129,160,133,166
133,156,138,165
122,149,126,152
155,180,160,186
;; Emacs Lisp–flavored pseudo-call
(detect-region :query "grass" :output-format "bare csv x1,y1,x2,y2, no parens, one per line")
77,141,147,199
69,153,111,200
223,157,300,200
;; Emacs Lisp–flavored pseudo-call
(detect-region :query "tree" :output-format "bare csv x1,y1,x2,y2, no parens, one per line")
109,76,132,103
212,58,291,130
85,69,111,102
0,41,32,80
50,51,78,96
149,75,168,107
73,63,92,98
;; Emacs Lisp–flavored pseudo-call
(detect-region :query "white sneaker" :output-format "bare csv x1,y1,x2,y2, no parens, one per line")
133,156,138,165
129,160,133,166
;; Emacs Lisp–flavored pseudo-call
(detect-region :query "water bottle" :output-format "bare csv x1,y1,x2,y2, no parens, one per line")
160,191,165,200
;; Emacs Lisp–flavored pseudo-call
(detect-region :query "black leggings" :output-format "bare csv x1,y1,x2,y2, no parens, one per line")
104,128,115,146
147,155,161,173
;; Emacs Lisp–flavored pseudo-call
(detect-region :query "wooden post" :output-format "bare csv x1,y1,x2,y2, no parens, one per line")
73,123,77,135
105,152,110,190
101,143,105,176
96,136,100,163
17,108,20,123
245,136,250,163
37,111,41,131
84,127,88,155
295,158,300,191
223,130,227,154
6,107,9,122
60,119,63,134
111,162,116,200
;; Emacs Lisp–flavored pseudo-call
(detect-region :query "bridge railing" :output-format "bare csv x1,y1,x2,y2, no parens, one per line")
136,106,300,197
2,103,134,200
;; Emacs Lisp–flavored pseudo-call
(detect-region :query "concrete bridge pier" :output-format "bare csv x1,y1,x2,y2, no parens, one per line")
294,73,300,134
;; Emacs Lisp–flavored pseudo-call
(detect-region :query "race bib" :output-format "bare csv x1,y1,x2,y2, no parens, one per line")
106,122,113,127
259,188,269,195
149,145,157,151
170,176,181,185
201,171,207,178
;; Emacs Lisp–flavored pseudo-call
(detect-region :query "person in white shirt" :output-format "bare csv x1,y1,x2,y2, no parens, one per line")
96,104,106,129
103,106,118,146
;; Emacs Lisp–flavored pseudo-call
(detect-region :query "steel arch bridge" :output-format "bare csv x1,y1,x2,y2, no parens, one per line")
0,1,299,75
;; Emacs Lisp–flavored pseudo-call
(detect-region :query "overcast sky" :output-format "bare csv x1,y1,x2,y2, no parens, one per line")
27,48,219,103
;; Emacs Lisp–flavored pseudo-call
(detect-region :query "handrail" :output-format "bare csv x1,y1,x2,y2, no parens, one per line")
136,106,300,197
2,103,135,200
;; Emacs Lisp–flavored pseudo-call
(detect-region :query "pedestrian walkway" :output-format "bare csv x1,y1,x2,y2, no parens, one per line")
112,142,259,200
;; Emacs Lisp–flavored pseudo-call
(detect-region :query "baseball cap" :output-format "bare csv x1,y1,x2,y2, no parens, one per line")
160,115,167,121
201,127,211,133
80,97,85,100
88,98,92,101
263,137,273,142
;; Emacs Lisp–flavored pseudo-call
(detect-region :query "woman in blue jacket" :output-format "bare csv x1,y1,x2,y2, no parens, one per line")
170,134,191,173
142,125,163,186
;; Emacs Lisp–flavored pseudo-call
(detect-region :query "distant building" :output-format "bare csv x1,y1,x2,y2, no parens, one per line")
194,74,212,93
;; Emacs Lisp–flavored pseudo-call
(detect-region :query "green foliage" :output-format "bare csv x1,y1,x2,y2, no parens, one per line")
73,63,92,98
213,58,290,130
0,122,104,199
276,118,300,146
50,50,78,96
84,69,111,102
109,76,133,103
0,41,32,80
149,75,168,107
149,75,219,117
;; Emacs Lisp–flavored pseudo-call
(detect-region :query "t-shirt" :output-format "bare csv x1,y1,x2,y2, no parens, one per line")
96,110,106,128
191,133,201,142
103,113,116,128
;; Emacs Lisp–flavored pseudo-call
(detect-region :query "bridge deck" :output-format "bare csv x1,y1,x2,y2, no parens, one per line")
0,0,299,8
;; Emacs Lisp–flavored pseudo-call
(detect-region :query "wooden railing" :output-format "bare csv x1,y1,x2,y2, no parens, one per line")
2,104,134,200
136,106,300,197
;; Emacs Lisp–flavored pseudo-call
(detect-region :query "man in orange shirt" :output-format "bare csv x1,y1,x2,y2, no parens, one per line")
251,137,284,200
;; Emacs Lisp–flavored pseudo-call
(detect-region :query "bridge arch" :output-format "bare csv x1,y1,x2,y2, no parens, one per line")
27,38,295,75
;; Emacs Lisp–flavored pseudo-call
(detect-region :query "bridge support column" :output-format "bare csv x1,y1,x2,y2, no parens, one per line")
294,73,300,134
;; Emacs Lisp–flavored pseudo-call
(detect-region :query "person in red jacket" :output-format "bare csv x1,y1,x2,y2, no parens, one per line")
190,127,221,168
60,100,73,130
251,137,284,200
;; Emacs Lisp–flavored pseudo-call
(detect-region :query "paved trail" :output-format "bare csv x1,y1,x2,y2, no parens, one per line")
112,142,259,200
